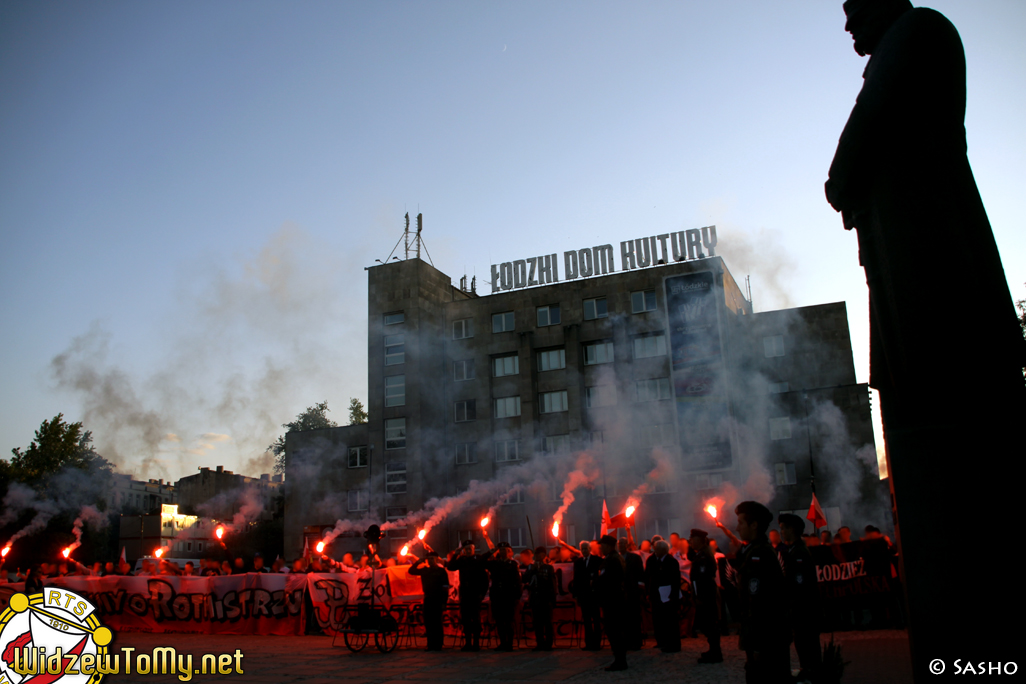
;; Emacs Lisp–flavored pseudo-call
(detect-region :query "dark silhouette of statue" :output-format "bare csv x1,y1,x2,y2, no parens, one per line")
826,1,1024,678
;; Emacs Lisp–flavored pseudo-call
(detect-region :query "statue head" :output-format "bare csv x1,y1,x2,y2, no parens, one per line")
842,0,913,56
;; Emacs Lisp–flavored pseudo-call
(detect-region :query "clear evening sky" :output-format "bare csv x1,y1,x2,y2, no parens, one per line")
1,1,1023,480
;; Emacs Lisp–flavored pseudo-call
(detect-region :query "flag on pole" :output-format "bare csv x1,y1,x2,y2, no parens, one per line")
807,493,828,530
119,546,127,564
601,500,611,536
302,537,309,558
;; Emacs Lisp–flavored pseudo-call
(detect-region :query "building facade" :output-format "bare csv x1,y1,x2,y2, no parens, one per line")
285,249,886,559
175,465,283,519
108,473,176,514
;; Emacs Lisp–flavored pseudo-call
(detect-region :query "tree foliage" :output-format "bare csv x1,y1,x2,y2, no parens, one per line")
270,401,338,474
348,397,368,425
3,414,113,492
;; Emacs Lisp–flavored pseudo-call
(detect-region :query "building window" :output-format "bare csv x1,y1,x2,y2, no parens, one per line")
384,334,405,366
348,490,369,511
492,311,515,333
454,399,476,423
385,462,407,494
640,424,675,447
769,417,792,440
543,434,570,453
455,443,477,465
775,462,797,485
493,353,520,377
768,381,789,394
385,418,406,449
384,375,406,407
348,445,369,468
583,340,614,365
695,472,725,491
633,333,667,359
495,439,520,462
637,377,671,402
764,335,785,358
386,506,408,538
457,529,480,544
197,542,204,552
497,528,525,547
590,431,605,444
494,396,522,418
585,385,616,408
537,348,565,372
384,312,404,326
536,304,561,327
502,488,526,504
631,290,657,313
539,390,568,413
583,297,608,321
454,359,475,381
453,318,473,339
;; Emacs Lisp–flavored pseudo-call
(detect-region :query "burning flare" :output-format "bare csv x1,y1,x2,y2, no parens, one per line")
625,505,636,518
1,544,10,559
705,504,718,519
399,544,409,557
215,525,225,540
479,517,490,528
154,547,164,558
551,521,559,538
418,529,427,540
315,541,325,554
61,547,71,559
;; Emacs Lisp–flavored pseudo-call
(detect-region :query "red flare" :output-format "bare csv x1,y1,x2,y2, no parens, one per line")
705,504,718,519
399,544,409,557
625,505,636,518
61,547,71,559
154,547,164,558
480,517,489,528
215,525,225,540
418,529,427,540
315,541,325,554
551,521,559,537
1,545,10,558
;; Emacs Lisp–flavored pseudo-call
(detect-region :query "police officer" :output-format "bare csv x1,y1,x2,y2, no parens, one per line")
644,539,681,652
729,501,791,684
523,545,557,650
409,550,450,651
778,513,821,681
689,528,723,663
618,537,645,650
484,540,522,651
597,535,628,671
446,539,489,651
571,540,603,650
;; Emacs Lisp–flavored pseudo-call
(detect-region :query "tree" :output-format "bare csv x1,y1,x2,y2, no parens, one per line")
269,401,338,474
5,414,113,492
348,397,368,425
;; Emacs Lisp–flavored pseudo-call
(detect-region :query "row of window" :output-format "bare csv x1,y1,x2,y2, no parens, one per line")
449,379,669,422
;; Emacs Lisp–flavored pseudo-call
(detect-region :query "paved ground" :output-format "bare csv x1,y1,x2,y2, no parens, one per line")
106,629,912,683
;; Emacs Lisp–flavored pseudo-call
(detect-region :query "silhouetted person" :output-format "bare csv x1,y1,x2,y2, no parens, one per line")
729,501,790,684
826,1,1025,672
409,551,449,651
689,529,722,664
644,540,681,653
572,540,603,650
618,537,645,650
484,541,522,651
446,540,488,651
596,535,627,671
523,545,557,650
777,514,821,681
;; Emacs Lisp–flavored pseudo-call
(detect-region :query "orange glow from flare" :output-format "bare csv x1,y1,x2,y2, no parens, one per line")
625,505,636,518
155,547,164,558
62,547,71,559
1,545,10,558
551,521,559,537
705,505,718,519
418,529,427,540
316,541,325,554
480,517,489,528
215,526,225,540
399,544,409,557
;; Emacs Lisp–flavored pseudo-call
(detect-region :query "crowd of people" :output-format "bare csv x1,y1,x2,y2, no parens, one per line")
4,502,894,682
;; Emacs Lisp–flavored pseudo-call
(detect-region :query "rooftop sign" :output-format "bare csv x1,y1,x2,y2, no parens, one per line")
489,226,717,294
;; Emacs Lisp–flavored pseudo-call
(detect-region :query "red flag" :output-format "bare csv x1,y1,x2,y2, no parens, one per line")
807,493,828,530
119,546,127,564
601,500,611,536
303,536,310,558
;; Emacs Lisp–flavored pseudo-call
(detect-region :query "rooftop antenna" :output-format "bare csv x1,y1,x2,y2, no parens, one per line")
416,213,423,260
404,213,410,260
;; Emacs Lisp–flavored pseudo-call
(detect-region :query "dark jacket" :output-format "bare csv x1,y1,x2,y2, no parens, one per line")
644,553,681,605
409,559,450,602
596,552,626,610
689,550,719,606
624,551,645,598
446,552,489,602
485,557,523,603
572,554,602,601
729,536,791,651
780,541,819,620
523,562,557,604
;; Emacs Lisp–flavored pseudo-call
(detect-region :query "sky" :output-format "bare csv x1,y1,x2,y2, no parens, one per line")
1,1,1023,482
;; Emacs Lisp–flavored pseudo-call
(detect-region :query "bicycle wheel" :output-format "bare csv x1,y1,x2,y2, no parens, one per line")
344,631,370,652
375,629,399,653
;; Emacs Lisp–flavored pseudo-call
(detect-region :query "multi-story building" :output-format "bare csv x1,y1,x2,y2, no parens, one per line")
284,238,886,559
175,465,283,519
108,473,176,514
